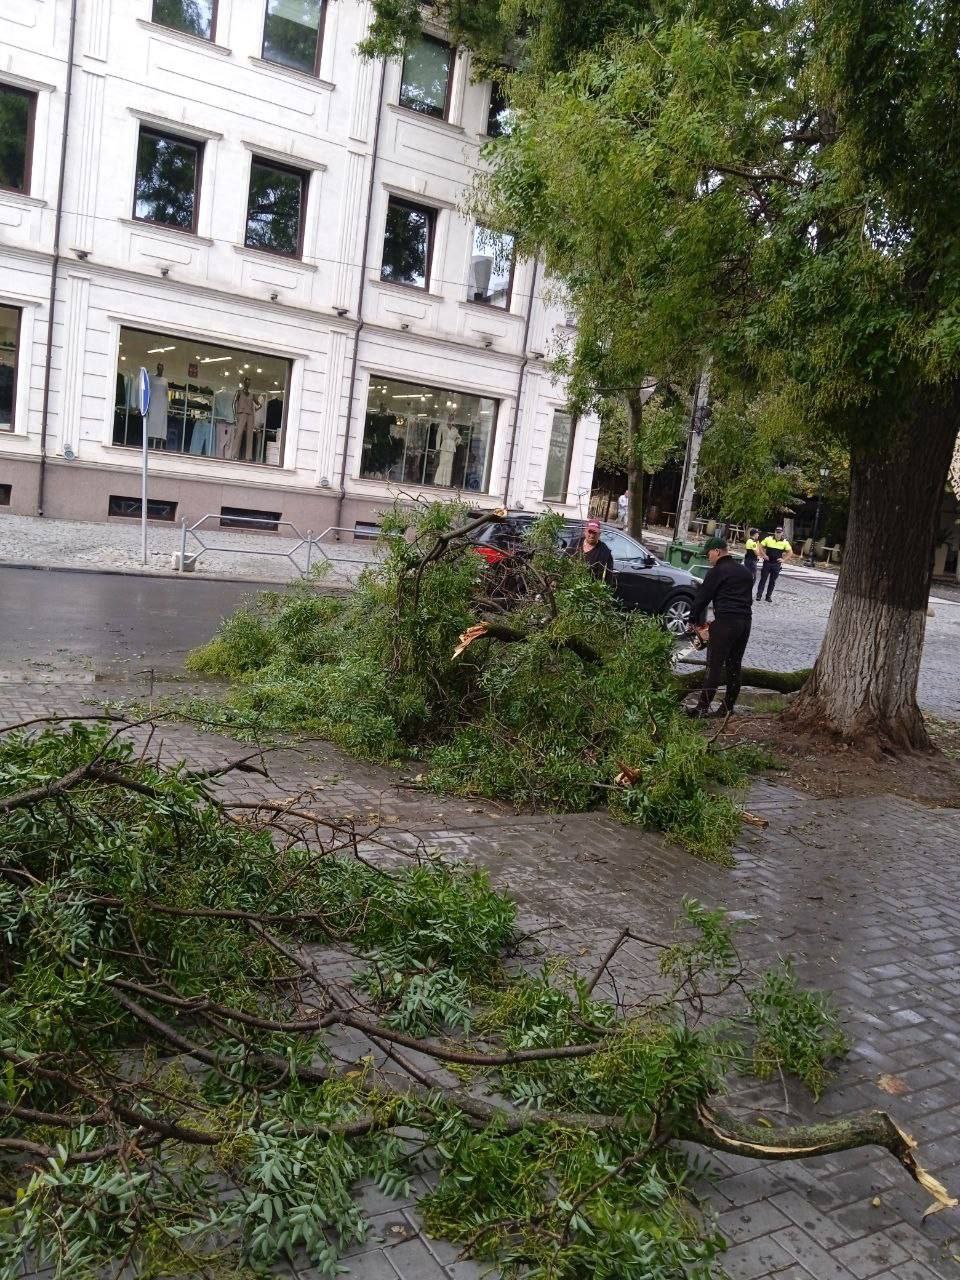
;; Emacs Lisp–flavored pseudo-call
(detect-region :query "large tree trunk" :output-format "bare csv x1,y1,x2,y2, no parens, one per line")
790,412,958,751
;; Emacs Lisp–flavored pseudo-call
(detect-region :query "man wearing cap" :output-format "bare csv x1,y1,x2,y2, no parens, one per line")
571,520,615,582
687,536,754,718
757,526,793,602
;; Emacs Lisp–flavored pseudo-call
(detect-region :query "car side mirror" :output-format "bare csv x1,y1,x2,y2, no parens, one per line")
643,554,657,568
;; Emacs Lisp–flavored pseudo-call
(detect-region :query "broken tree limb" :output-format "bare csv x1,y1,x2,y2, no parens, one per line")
677,1104,958,1216
453,620,601,664
672,666,811,697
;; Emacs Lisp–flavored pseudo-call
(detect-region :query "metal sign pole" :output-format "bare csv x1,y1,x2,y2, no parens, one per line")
137,367,151,567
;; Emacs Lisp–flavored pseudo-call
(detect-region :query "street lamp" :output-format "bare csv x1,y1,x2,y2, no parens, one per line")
808,466,829,567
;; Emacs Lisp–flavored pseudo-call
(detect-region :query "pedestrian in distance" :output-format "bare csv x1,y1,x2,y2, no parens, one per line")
743,527,762,584
686,536,754,719
757,525,793,602
617,492,628,528
571,519,615,582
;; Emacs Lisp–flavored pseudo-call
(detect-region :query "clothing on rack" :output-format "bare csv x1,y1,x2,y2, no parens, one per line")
265,397,283,433
146,375,169,443
189,417,216,456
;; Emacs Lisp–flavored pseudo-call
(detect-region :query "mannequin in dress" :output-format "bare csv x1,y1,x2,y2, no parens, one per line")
145,362,169,447
231,377,260,462
433,418,462,487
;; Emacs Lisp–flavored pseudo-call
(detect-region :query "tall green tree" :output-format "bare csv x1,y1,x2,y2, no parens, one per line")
369,0,960,749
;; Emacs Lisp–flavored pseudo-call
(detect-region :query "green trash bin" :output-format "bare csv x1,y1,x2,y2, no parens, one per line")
667,540,742,581
667,540,711,578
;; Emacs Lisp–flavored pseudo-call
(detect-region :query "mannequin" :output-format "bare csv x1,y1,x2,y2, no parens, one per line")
433,418,462,487
146,362,169,446
230,377,260,462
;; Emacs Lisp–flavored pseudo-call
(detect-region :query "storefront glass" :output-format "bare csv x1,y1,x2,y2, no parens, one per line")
0,305,19,431
112,327,290,465
360,377,497,491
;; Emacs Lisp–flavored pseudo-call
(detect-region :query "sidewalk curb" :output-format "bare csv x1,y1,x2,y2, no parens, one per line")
0,559,353,592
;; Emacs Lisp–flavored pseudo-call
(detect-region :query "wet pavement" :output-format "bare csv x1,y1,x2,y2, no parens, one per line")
0,566,269,676
2,677,959,1280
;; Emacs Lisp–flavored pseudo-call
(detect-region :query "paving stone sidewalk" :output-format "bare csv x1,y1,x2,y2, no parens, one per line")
3,682,959,1280
0,511,379,586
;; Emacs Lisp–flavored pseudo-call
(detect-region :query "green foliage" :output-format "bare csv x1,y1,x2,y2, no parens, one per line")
185,504,756,860
746,961,849,1100
0,730,853,1274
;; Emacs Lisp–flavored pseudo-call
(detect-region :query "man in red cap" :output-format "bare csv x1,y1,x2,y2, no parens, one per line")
571,519,614,582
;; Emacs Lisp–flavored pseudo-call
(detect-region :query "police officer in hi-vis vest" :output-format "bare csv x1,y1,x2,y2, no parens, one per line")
756,526,793,602
742,528,761,584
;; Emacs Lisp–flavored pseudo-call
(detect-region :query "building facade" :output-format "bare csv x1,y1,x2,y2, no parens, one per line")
0,0,597,534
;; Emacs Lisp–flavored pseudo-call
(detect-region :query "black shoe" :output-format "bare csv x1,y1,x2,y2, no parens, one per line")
765,596,773,602
685,706,711,719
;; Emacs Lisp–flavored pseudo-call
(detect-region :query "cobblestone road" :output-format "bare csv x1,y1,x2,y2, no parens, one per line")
3,681,959,1280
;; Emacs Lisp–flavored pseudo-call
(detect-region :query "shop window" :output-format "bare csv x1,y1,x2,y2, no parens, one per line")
469,227,514,307
151,0,216,40
381,197,435,290
0,484,11,506
0,85,36,194
262,0,325,75
0,305,20,432
543,409,576,502
360,376,497,493
486,79,513,138
245,158,307,258
112,326,289,468
399,35,453,118
108,495,178,522
134,128,202,233
220,506,281,531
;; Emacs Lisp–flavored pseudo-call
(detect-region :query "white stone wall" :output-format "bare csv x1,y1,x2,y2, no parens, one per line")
0,0,596,520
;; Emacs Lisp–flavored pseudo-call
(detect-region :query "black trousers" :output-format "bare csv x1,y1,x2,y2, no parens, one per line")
744,555,758,584
697,616,751,711
757,559,782,600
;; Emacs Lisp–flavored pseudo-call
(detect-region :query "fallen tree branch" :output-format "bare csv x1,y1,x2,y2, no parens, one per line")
679,1104,958,1216
672,666,811,696
453,620,601,665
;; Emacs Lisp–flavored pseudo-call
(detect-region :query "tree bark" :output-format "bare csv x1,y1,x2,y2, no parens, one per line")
790,409,959,750
672,666,810,697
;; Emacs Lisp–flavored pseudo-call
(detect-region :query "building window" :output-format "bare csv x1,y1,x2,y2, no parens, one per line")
486,79,514,138
469,227,514,307
0,85,36,194
151,0,216,41
245,159,307,258
262,0,325,75
543,410,576,502
108,495,178,522
112,326,290,467
399,35,453,118
134,129,202,233
361,376,498,492
381,197,435,289
0,305,21,432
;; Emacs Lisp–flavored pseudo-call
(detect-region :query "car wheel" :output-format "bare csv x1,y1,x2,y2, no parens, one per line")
662,595,693,637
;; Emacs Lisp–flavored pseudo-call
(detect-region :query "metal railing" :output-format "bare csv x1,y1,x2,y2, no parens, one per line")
176,514,317,577
175,518,378,579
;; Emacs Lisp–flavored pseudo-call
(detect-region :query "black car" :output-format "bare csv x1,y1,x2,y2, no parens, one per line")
470,514,698,636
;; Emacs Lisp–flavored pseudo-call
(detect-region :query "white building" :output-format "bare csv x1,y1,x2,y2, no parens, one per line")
0,0,598,537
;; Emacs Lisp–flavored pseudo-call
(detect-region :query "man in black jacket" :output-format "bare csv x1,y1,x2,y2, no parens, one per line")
686,536,754,718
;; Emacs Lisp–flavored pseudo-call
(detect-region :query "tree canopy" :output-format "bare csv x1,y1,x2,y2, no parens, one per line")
369,0,960,746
